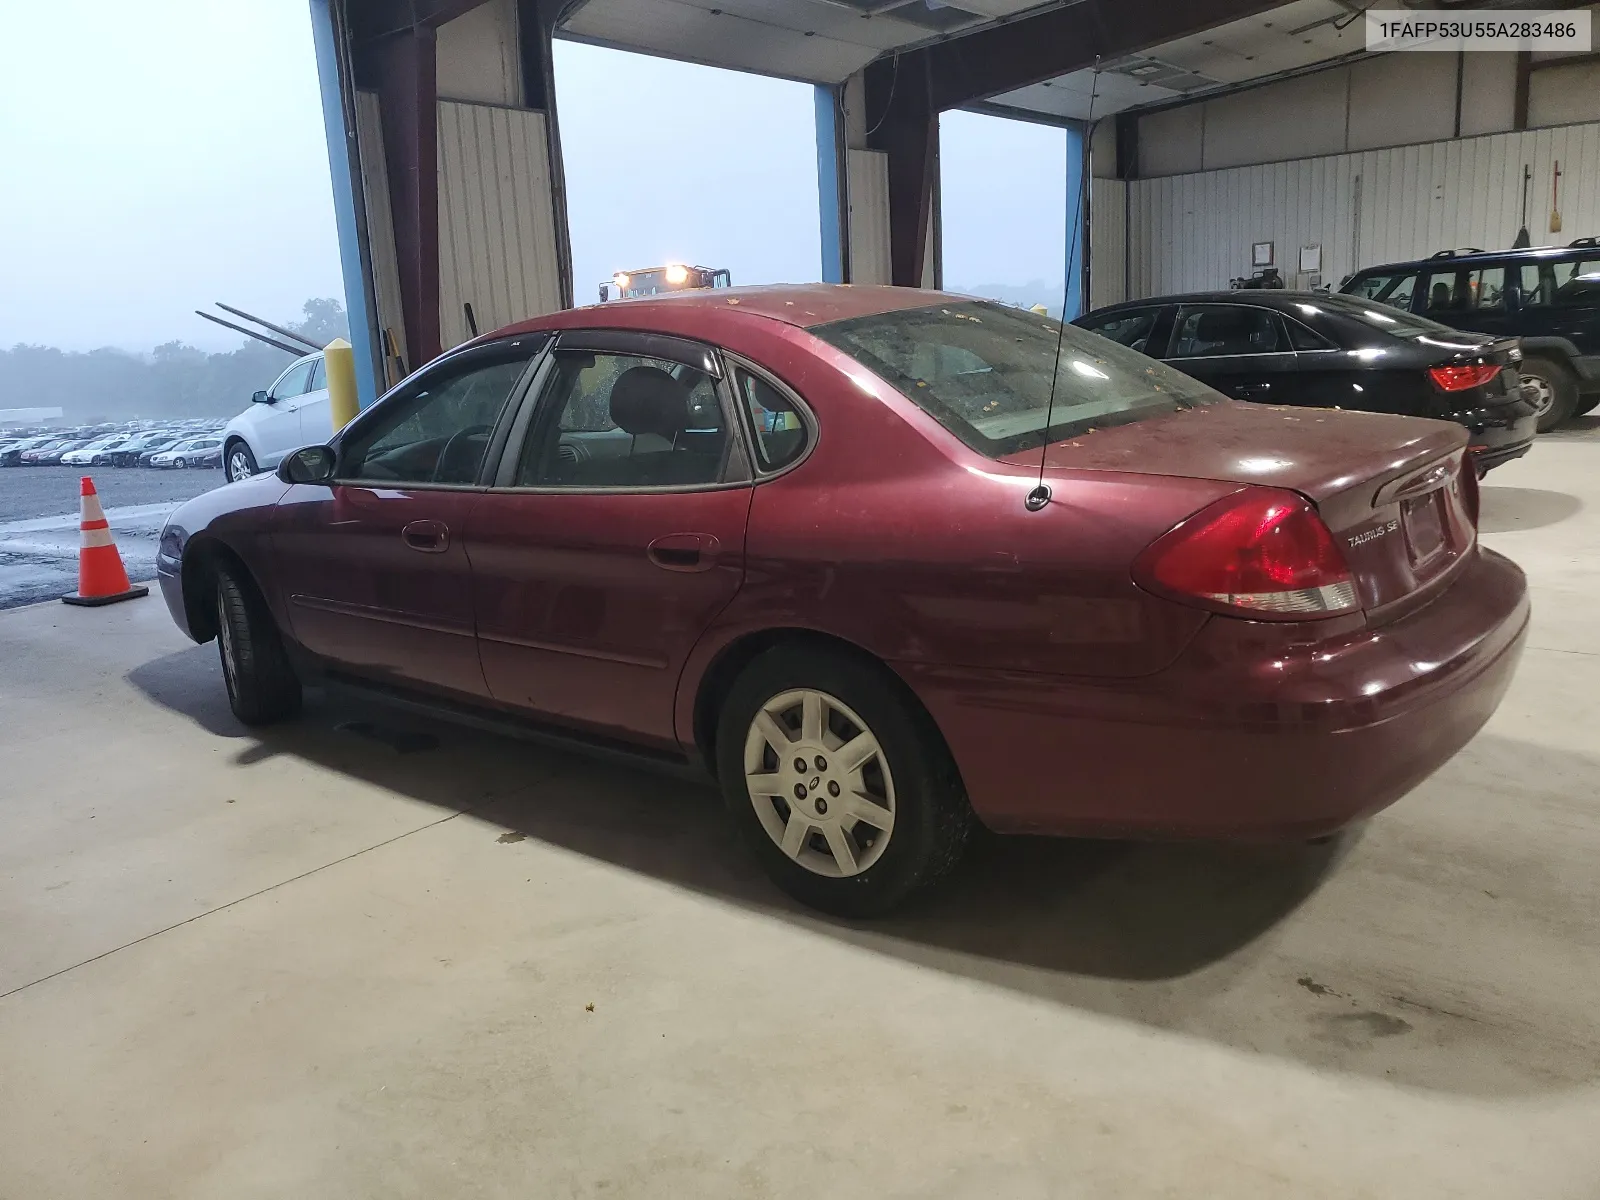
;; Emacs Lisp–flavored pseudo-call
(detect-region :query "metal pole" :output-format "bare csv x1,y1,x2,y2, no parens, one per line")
193,311,309,356
214,302,323,352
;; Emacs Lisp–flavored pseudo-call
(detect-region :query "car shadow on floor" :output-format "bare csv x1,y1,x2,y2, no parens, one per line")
129,645,1600,1099
1478,485,1583,533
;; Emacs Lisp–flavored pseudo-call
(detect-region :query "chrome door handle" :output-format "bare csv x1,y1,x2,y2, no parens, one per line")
402,520,450,553
648,533,719,573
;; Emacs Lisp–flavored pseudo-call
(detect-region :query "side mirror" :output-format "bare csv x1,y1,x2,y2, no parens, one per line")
278,445,337,485
251,389,271,404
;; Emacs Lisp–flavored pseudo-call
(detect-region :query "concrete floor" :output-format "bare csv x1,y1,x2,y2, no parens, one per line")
2,424,1598,1199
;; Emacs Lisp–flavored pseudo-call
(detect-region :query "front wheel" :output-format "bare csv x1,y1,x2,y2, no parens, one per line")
214,563,302,725
716,645,972,917
225,440,257,483
1521,355,1577,433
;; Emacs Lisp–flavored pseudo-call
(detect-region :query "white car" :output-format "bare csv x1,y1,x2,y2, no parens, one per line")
60,436,128,466
149,437,222,469
219,351,330,483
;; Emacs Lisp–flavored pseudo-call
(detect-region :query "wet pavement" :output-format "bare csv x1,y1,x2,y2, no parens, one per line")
0,467,223,609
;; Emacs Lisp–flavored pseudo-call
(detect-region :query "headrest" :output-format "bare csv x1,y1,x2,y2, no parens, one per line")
609,366,691,439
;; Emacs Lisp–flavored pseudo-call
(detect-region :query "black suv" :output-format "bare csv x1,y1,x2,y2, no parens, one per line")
1340,239,1600,431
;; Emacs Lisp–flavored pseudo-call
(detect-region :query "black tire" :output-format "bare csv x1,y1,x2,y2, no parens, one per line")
225,440,257,484
1521,355,1578,433
214,563,301,725
715,644,972,917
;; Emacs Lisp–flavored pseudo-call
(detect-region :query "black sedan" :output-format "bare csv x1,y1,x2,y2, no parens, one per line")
1075,291,1538,474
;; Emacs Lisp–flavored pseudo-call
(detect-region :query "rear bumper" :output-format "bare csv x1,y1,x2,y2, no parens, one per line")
901,546,1528,840
1469,438,1533,474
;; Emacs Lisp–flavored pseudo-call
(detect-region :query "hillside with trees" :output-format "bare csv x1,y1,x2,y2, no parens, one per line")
0,299,348,423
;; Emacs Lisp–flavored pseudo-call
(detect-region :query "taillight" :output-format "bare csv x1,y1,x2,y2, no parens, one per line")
1134,487,1359,620
1428,363,1500,392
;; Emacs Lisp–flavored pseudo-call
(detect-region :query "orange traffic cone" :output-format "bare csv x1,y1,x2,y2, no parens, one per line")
61,476,149,607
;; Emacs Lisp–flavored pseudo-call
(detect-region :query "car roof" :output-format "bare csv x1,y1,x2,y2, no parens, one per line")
1083,290,1334,314
1350,243,1597,275
494,283,982,342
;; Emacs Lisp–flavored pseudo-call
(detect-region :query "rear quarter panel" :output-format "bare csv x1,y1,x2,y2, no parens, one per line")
671,325,1236,745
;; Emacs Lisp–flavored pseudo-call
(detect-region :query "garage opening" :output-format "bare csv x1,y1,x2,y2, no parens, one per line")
940,110,1084,319
553,41,823,306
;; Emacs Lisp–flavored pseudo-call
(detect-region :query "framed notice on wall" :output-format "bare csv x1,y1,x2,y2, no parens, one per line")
1252,241,1274,267
1300,244,1323,273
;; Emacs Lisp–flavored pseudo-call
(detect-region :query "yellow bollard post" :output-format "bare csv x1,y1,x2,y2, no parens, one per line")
324,338,359,434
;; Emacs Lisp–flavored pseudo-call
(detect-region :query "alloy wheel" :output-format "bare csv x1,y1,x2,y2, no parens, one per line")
227,449,252,483
1525,373,1555,419
742,688,896,878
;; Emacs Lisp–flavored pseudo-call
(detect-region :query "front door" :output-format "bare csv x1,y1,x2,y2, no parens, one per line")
272,338,544,700
1163,303,1299,404
256,357,318,465
467,335,752,749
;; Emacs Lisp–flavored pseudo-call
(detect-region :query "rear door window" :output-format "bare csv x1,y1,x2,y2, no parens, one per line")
1169,305,1283,357
1423,266,1509,314
515,351,733,489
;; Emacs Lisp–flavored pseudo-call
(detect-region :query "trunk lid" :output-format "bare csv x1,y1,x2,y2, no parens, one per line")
999,400,1475,619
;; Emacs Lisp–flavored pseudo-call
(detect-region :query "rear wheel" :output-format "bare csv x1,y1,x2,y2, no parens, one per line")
1521,355,1577,433
214,563,301,725
225,440,257,483
716,645,972,917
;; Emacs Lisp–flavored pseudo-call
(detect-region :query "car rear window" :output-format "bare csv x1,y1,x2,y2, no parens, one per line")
812,301,1218,458
1298,293,1478,341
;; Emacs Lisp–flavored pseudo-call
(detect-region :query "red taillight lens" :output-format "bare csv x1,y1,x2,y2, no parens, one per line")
1428,364,1501,392
1134,487,1359,620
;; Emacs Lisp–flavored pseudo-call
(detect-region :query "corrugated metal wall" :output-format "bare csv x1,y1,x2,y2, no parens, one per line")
1089,178,1126,309
1125,121,1600,299
437,99,563,350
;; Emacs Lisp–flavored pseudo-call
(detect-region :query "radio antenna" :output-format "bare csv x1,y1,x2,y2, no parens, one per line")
1028,57,1101,512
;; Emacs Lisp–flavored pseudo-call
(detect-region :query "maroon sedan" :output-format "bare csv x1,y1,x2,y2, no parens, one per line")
157,285,1528,915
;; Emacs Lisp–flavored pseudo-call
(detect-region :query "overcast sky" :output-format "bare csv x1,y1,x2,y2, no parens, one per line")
0,2,1071,354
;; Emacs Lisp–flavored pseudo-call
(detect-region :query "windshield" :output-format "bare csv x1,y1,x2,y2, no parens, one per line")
812,300,1220,457
1308,292,1486,341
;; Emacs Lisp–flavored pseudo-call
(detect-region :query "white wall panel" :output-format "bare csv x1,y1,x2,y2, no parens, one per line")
1139,105,1203,178
1202,70,1348,169
437,100,564,351
1460,53,1517,137
1089,177,1126,309
436,0,521,106
846,149,890,285
1529,61,1600,128
354,90,408,385
1126,122,1600,299
1347,55,1455,151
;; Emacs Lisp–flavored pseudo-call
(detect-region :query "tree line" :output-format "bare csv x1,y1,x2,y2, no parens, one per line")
0,299,348,423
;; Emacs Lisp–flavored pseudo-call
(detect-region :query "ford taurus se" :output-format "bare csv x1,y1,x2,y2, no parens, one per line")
157,285,1529,916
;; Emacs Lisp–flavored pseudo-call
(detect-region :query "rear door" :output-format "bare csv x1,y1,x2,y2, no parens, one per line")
1162,303,1298,403
466,331,752,750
